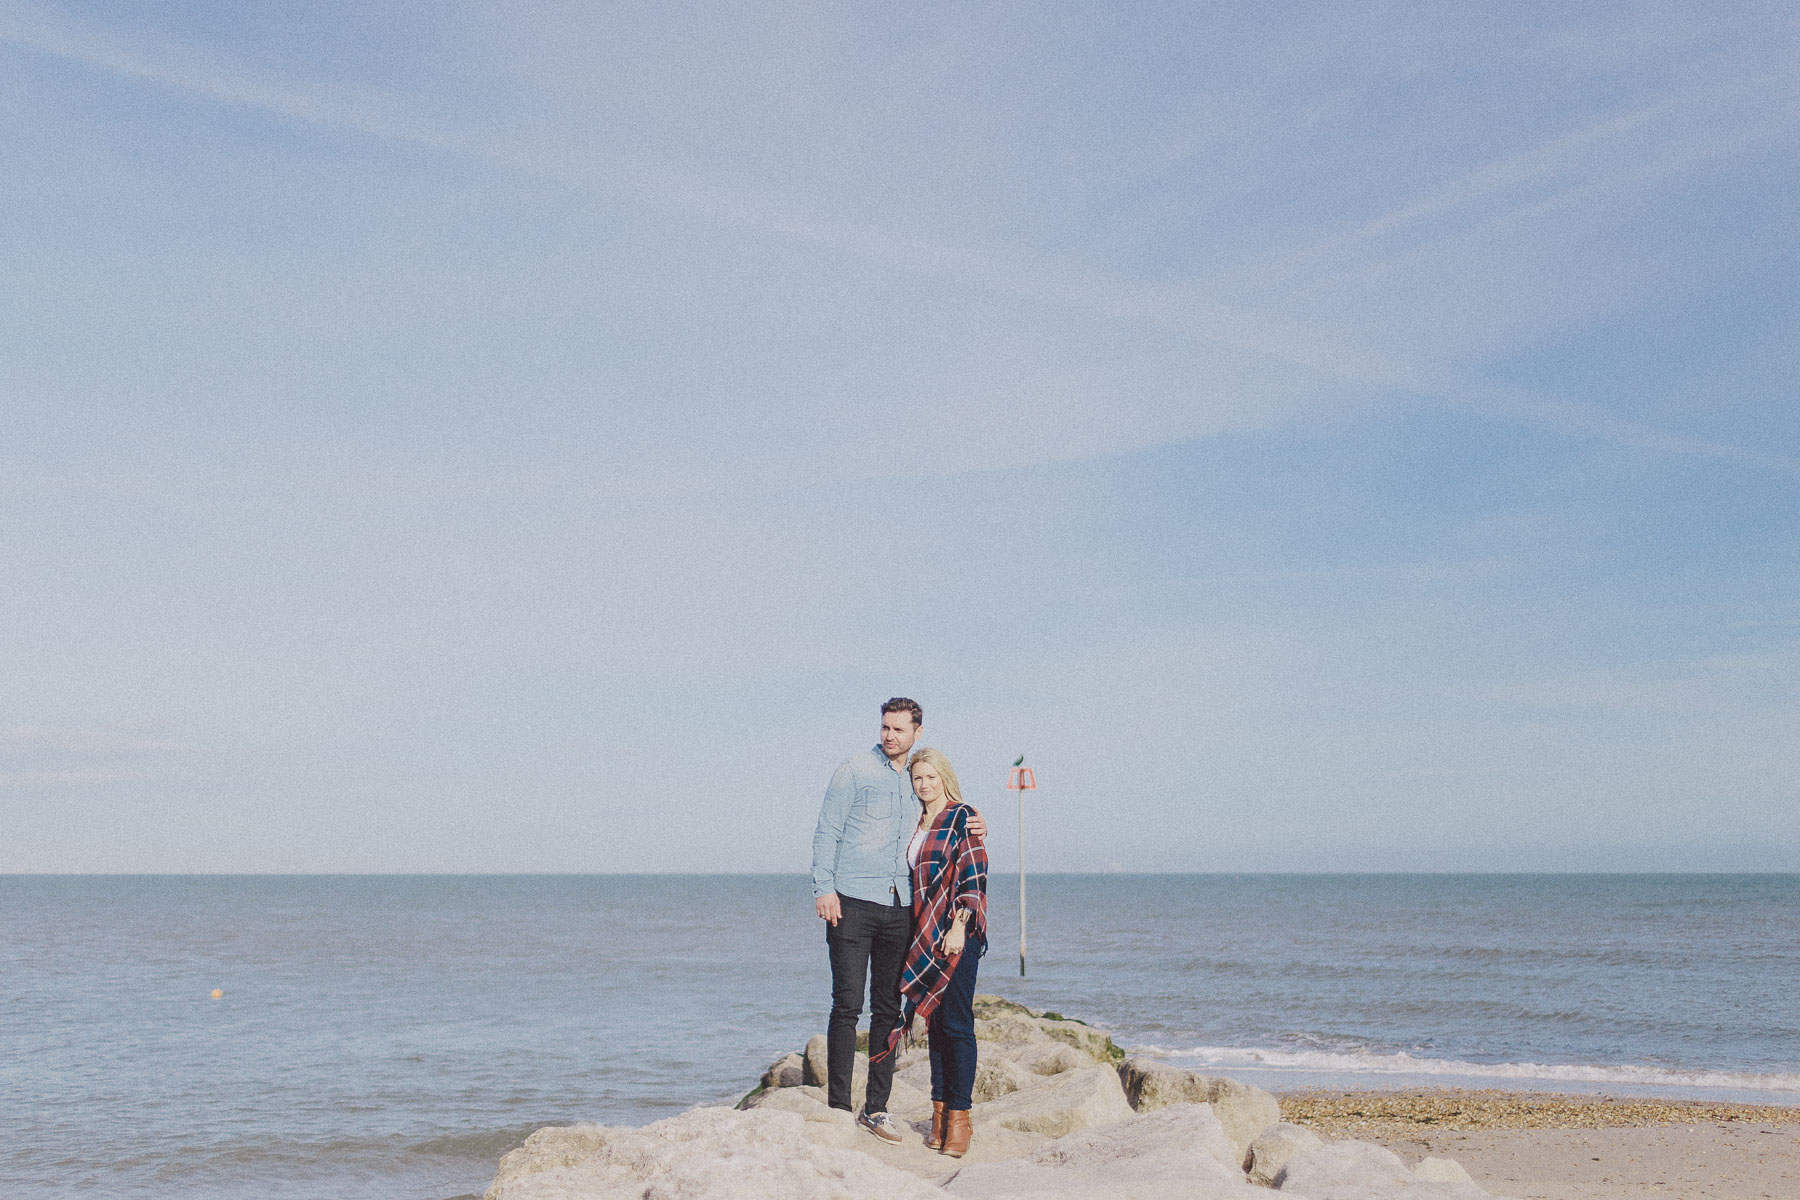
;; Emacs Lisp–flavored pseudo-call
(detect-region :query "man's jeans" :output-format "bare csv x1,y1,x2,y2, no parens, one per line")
825,893,910,1113
928,933,984,1110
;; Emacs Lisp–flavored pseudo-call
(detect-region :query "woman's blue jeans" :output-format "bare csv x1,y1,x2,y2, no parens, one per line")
928,934,984,1110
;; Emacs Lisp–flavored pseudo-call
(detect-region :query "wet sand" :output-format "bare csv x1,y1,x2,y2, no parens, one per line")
1280,1090,1800,1200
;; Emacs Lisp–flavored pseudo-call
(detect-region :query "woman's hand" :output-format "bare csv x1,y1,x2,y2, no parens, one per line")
941,914,967,956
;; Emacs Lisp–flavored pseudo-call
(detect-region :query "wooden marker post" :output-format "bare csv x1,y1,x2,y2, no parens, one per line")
1006,760,1036,977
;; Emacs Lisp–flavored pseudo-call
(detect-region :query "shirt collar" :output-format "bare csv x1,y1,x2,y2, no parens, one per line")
872,744,911,778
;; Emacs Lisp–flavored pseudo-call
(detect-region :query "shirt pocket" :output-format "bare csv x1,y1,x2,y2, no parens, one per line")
858,782,894,821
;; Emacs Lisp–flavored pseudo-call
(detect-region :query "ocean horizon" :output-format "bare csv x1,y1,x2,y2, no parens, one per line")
9,866,1792,875
5,872,1796,1199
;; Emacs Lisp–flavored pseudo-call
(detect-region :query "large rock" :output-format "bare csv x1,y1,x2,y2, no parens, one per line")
1275,1139,1412,1193
741,1080,1049,1173
972,994,1036,1019
736,1085,866,1151
760,1052,804,1090
995,1038,1087,1077
970,1062,1136,1138
895,1026,1079,1102
1247,1121,1325,1187
1035,1016,1122,1064
484,1107,944,1200
1413,1157,1477,1186
948,1106,1264,1199
1206,1076,1281,1164
1274,1138,1494,1197
972,1055,1034,1102
893,1054,933,1096
886,1075,934,1120
778,1050,929,1121
1117,1057,1206,1109
975,1013,1044,1043
1117,1057,1280,1166
896,1045,932,1072
803,1031,874,1106
802,1033,829,1087
740,1084,827,1111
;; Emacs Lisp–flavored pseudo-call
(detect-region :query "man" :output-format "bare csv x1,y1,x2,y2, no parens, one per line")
810,697,986,1143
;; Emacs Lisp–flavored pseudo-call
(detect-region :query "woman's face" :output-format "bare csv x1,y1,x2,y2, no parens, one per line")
911,762,943,805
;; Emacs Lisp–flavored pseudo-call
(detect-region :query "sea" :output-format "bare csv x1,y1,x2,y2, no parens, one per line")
4,873,1797,1199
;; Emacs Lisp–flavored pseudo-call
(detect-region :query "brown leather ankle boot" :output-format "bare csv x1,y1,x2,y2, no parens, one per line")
942,1108,972,1157
925,1101,946,1150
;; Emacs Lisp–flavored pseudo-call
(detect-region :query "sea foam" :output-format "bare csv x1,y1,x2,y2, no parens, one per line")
1142,1043,1800,1097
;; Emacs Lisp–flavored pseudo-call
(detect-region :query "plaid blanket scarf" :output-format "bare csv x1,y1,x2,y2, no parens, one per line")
870,801,988,1064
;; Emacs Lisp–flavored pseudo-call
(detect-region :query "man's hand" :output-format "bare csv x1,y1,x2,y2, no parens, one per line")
816,893,842,926
966,808,988,840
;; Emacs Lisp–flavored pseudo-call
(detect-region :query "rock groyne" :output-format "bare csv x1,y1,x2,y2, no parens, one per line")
485,995,1500,1199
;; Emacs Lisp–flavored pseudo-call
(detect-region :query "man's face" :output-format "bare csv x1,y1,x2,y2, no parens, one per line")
879,711,920,762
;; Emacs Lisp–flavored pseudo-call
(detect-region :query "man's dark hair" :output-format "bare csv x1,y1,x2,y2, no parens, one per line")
881,697,923,727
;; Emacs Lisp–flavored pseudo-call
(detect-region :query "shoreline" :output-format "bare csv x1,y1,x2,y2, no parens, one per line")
1277,1087,1800,1136
1278,1088,1800,1200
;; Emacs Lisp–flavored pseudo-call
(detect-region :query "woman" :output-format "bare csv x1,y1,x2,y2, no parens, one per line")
871,746,988,1157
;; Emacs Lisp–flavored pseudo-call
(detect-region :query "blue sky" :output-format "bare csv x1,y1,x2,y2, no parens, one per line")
2,1,1795,872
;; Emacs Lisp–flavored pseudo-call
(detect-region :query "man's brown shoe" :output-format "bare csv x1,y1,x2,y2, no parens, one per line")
942,1108,972,1157
925,1101,946,1150
856,1108,903,1144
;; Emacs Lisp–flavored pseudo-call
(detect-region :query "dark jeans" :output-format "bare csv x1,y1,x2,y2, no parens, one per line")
929,933,984,1110
825,893,910,1113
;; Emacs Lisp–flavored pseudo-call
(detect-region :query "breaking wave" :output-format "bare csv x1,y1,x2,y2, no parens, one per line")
1137,1044,1800,1095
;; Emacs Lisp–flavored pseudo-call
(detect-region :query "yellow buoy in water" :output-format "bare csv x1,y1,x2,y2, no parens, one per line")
211,989,223,999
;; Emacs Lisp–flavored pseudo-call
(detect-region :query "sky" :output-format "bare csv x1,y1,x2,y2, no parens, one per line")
2,1,1796,873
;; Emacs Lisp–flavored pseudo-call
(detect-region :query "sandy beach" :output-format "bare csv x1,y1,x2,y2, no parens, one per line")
1282,1090,1800,1200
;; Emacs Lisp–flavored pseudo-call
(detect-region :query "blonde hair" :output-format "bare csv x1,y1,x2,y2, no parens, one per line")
907,747,964,807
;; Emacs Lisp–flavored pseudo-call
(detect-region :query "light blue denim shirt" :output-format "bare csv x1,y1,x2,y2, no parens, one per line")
811,745,915,906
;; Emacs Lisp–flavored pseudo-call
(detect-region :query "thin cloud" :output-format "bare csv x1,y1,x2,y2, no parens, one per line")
4,1,1790,482
0,726,183,759
0,726,186,789
0,4,1376,388
1456,384,1800,478
0,1,456,149
1250,46,1800,294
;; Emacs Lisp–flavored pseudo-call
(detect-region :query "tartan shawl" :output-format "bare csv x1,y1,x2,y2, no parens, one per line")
870,801,988,1064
